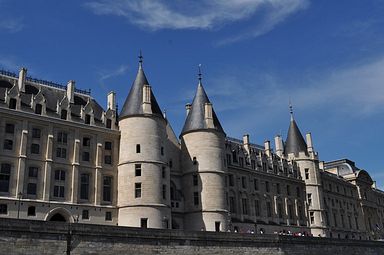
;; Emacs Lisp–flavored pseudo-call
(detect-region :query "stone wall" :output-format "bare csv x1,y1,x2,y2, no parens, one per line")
0,219,383,255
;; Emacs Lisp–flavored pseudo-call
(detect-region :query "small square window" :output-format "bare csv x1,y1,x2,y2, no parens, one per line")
56,148,67,158
27,206,36,216
31,143,40,154
29,167,38,178
3,139,13,150
105,141,112,150
35,104,42,115
82,209,89,220
83,137,91,147
0,204,7,214
27,183,37,195
5,124,14,134
82,151,90,162
105,211,112,221
32,128,41,139
104,155,112,165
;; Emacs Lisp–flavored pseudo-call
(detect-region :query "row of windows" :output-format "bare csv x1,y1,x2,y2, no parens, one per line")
135,144,165,156
0,204,113,221
7,98,114,129
0,164,113,202
134,182,167,200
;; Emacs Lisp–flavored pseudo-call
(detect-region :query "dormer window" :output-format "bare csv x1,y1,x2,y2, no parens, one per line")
9,98,16,109
85,114,91,124
61,109,67,120
106,119,112,129
35,104,42,115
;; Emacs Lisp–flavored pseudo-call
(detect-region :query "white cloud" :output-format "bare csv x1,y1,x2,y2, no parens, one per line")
85,0,309,42
97,64,130,90
0,18,23,33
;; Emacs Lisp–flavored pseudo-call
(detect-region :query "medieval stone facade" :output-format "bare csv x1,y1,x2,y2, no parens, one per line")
0,60,383,240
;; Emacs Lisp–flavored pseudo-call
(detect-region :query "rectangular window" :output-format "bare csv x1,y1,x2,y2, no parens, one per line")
334,213,338,227
254,200,260,216
296,187,301,198
53,185,65,198
193,174,198,186
32,128,41,139
83,137,91,147
35,104,42,114
136,144,140,153
254,179,259,191
0,163,11,192
229,196,236,213
27,183,37,195
85,114,91,124
105,211,112,221
0,204,7,214
106,119,112,129
55,170,65,181
82,210,89,220
307,193,312,206
9,98,16,109
5,123,14,134
135,164,141,176
226,154,231,165
80,174,90,200
141,218,148,228
57,132,68,144
162,167,166,178
31,143,40,154
276,183,281,194
266,201,272,217
135,183,141,198
82,151,90,162
162,184,166,199
193,192,199,205
310,212,314,224
288,204,294,220
169,160,173,169
56,148,67,158
305,168,309,179
251,159,256,170
29,167,38,178
239,157,244,167
242,198,248,215
61,109,67,120
229,174,234,187
287,185,291,196
105,141,112,150
3,139,13,150
27,206,36,216
278,203,283,218
265,181,270,192
241,176,247,189
104,155,112,165
103,176,112,202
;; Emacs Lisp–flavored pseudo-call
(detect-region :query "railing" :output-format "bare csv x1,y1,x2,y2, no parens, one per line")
0,68,91,96
227,137,264,150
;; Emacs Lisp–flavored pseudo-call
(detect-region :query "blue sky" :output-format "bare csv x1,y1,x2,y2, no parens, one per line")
1,0,384,187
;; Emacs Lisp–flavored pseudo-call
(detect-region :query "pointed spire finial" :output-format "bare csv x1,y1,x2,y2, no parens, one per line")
289,99,294,121
138,50,143,68
198,64,202,83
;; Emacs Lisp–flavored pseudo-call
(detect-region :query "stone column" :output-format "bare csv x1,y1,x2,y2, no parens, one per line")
70,138,80,203
15,121,28,196
43,126,53,201
94,142,103,205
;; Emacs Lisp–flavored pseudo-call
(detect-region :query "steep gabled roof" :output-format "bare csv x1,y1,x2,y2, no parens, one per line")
180,81,224,136
119,64,163,120
284,114,307,156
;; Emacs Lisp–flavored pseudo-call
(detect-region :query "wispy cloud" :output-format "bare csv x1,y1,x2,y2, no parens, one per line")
97,64,130,90
0,55,22,70
85,0,308,43
0,1,23,33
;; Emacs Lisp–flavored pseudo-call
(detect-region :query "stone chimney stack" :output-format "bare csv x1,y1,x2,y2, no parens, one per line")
204,102,214,128
67,80,75,104
306,132,314,154
185,103,192,116
243,134,250,154
107,91,116,110
264,140,271,157
18,67,27,92
274,135,284,157
142,84,152,114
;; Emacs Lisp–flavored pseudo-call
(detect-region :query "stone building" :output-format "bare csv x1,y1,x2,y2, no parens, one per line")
0,58,383,240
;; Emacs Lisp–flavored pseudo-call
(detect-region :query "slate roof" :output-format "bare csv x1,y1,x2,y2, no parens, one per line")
119,64,163,120
180,81,224,136
284,115,308,156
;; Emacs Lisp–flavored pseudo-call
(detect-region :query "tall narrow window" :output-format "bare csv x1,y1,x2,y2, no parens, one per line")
296,187,301,198
32,128,41,139
305,168,309,179
193,174,198,186
307,193,312,206
241,176,247,188
229,196,236,213
161,147,164,156
265,181,270,192
135,183,141,198
103,176,112,202
80,173,90,200
105,141,112,150
106,119,112,129
135,164,141,176
254,179,259,190
242,198,248,215
0,163,11,192
82,151,90,162
276,183,281,194
266,201,272,217
57,132,68,144
9,98,16,109
31,143,40,154
35,104,42,114
278,203,283,218
193,192,199,205
255,200,260,216
5,123,14,134
310,212,314,224
136,144,140,153
162,185,166,199
85,114,91,124
53,170,65,198
287,185,291,196
61,109,67,120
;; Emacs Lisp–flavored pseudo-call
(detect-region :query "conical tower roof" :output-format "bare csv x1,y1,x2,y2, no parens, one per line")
119,61,163,120
284,107,307,156
181,79,224,136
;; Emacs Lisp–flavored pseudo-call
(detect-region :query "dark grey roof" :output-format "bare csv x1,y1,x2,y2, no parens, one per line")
119,65,163,120
284,116,307,156
180,81,224,136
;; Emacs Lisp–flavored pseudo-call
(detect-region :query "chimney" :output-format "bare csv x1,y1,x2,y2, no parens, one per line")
67,80,75,104
306,133,314,153
243,134,250,154
274,135,284,157
185,103,192,116
142,84,152,114
264,140,271,157
204,102,214,128
18,67,27,92
107,91,116,110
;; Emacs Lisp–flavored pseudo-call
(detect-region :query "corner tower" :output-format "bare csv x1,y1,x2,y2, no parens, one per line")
284,105,326,236
118,55,171,228
180,69,228,231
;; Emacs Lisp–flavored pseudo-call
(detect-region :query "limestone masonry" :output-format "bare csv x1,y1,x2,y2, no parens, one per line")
0,57,383,240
